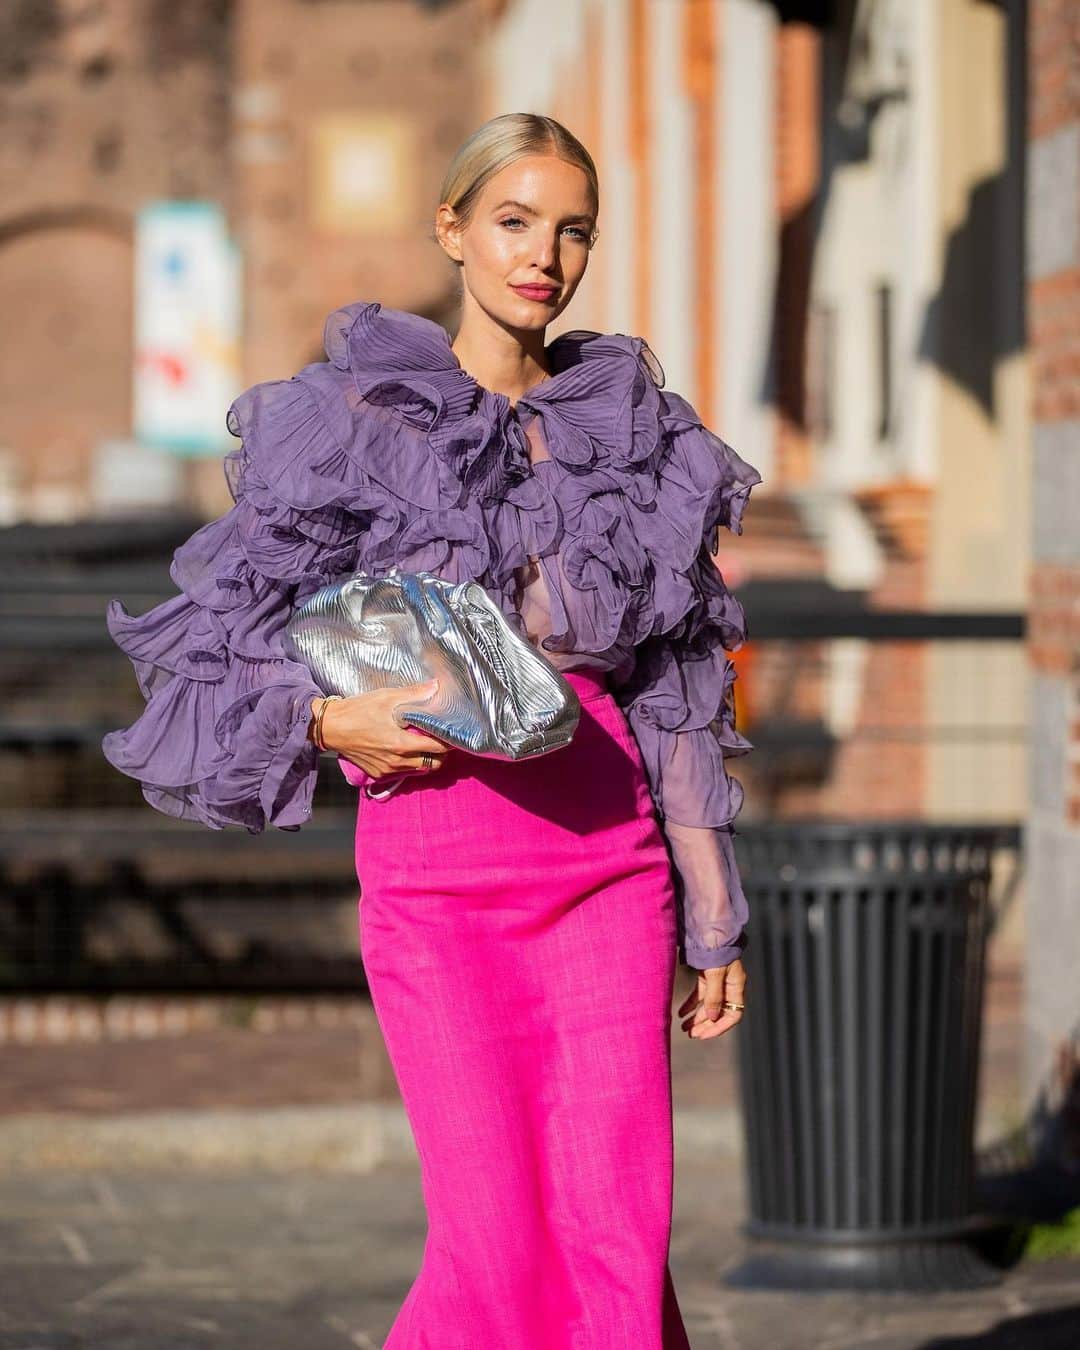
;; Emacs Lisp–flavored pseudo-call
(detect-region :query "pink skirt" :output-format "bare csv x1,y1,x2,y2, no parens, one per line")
352,667,691,1349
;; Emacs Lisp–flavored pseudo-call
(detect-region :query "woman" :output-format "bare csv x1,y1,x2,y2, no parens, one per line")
103,113,761,1348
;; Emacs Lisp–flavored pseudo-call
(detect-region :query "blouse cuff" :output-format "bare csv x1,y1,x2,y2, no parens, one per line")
201,680,323,830
664,819,750,970
682,940,747,971
102,604,325,833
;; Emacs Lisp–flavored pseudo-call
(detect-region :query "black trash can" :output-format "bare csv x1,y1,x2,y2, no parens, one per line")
726,820,1013,1292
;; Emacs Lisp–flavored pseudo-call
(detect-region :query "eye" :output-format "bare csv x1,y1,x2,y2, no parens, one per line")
498,217,593,242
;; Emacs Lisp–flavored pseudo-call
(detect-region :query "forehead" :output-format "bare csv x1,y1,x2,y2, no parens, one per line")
479,154,596,215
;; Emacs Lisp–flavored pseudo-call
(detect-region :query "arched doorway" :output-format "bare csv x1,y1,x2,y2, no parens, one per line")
0,207,133,520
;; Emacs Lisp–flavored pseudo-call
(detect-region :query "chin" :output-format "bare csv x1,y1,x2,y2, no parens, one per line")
504,302,553,330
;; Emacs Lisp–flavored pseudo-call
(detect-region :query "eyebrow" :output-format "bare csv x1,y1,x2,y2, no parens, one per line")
491,198,595,225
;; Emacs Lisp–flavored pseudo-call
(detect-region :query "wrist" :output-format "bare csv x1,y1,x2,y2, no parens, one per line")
312,694,343,753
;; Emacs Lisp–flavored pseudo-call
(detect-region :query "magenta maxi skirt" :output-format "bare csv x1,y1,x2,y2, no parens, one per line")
353,666,692,1349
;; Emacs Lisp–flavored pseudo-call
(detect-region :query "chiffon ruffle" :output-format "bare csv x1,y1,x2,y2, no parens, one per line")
103,299,762,964
101,377,350,831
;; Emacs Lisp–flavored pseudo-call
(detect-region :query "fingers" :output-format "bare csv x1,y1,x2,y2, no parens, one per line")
348,750,448,780
723,960,747,1000
676,982,697,1017
388,683,452,756
399,751,450,777
685,1008,742,1040
701,968,728,1022
398,726,453,755
327,681,454,779
678,960,747,1040
389,718,451,774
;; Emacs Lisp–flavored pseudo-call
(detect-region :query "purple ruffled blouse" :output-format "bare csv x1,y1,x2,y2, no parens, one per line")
102,300,763,970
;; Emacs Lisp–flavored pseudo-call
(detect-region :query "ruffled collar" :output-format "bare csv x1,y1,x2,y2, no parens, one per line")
280,298,759,664
322,300,667,485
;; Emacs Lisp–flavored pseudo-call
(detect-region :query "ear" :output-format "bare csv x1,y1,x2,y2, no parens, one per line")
434,202,465,264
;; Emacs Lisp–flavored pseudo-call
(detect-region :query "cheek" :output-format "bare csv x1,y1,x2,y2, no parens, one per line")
565,252,589,283
468,229,524,277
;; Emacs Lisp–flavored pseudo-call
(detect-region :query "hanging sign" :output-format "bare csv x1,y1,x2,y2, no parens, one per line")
133,200,241,455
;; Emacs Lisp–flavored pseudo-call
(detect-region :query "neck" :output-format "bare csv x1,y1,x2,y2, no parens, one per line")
451,297,553,404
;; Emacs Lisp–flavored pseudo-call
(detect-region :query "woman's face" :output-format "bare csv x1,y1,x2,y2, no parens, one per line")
439,153,597,335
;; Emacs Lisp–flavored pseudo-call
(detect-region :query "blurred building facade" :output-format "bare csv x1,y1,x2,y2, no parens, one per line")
809,0,1028,829
229,0,487,381
4,0,1078,1133
0,0,232,520
484,0,1030,827
1025,0,1080,1126
0,2,1045,834
0,0,488,519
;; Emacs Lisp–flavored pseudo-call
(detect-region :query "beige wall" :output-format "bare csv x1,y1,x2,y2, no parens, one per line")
806,0,1029,825
926,0,1029,824
929,0,1029,611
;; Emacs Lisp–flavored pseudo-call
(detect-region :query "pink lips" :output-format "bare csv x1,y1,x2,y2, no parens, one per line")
512,284,558,302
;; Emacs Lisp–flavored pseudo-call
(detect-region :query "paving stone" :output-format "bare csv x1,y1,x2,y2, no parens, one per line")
0,1163,1077,1348
0,950,1050,1346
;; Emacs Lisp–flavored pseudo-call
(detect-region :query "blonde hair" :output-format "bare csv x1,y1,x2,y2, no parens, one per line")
436,112,599,254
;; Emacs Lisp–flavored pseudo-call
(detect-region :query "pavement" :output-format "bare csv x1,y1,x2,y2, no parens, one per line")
1,949,1078,1348
3,1160,1080,1349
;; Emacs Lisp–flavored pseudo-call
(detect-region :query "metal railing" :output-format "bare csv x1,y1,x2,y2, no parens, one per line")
2,523,1027,991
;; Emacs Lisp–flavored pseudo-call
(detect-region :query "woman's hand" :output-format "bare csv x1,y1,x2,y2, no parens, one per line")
308,679,453,779
677,958,747,1040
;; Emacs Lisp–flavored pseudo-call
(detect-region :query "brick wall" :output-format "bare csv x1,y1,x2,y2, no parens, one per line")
0,0,486,516
232,0,484,385
0,0,230,515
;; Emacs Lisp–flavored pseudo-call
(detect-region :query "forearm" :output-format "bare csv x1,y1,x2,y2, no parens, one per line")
665,819,749,969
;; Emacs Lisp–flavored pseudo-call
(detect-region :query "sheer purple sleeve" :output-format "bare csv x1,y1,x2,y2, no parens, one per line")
617,632,755,968
101,374,366,832
612,392,761,969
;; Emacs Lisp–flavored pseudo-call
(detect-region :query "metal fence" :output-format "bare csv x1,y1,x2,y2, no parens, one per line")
1,520,1027,991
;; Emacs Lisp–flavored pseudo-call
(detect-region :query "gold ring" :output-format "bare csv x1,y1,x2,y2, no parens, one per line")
422,753,434,770
722,1001,746,1011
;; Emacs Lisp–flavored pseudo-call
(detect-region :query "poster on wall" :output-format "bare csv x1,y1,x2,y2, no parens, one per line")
133,201,241,455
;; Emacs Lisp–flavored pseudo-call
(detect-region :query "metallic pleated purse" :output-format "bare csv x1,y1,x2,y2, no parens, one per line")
284,567,582,799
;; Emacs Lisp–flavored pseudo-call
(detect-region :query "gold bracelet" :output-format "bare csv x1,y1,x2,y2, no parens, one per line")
314,694,342,752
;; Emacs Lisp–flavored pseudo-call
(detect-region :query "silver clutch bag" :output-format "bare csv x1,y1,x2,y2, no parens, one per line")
284,566,581,798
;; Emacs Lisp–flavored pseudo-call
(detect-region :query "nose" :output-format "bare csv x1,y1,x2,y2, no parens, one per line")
530,229,558,272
